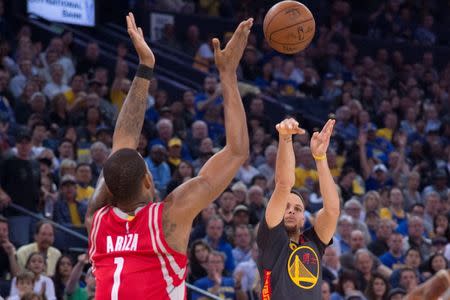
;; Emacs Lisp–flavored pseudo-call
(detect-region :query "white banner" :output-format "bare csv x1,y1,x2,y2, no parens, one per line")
150,12,174,41
27,0,95,27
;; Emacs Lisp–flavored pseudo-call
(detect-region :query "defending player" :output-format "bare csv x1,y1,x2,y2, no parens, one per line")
86,13,252,299
257,118,339,299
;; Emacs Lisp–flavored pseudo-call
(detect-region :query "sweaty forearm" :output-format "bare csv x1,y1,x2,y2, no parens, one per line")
220,73,248,157
113,74,151,149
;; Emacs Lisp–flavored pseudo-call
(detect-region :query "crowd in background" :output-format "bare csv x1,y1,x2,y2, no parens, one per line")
0,0,449,299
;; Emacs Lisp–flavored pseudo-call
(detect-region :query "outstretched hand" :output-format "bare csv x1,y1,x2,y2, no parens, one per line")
310,119,335,157
212,18,253,74
126,12,155,67
276,118,306,136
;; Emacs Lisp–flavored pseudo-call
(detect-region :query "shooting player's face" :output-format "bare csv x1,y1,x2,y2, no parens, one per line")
283,193,305,233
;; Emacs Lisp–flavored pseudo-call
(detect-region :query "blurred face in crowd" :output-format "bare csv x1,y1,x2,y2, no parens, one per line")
400,270,417,292
58,256,73,278
76,165,92,185
59,141,74,159
390,188,404,208
250,98,264,115
233,210,249,226
91,144,107,164
206,219,223,242
150,145,166,165
425,193,440,216
71,75,85,92
323,247,339,269
35,223,54,251
51,63,64,84
388,233,403,254
157,120,173,140
408,217,424,239
178,161,193,178
356,252,373,275
61,182,77,201
373,277,387,297
350,230,365,251
203,76,217,94
86,42,99,60
377,219,393,240
17,278,33,295
234,226,251,250
248,186,264,206
345,203,361,220
201,203,216,221
27,253,45,275
321,281,331,300
220,191,236,213
407,172,420,190
192,121,208,140
206,253,224,277
283,193,305,235
431,255,447,272
405,249,421,268
194,243,209,263
16,138,32,159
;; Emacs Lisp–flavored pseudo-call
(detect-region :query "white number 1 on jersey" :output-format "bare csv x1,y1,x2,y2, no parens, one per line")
112,257,124,300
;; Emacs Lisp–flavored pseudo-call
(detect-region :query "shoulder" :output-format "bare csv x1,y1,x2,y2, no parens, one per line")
49,246,62,256
17,243,35,254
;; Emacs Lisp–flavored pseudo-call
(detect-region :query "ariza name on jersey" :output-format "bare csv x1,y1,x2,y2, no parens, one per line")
106,233,139,253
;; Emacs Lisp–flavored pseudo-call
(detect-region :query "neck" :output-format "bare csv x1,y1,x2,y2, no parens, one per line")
37,245,48,254
209,238,219,248
288,231,301,243
391,249,402,257
116,195,149,215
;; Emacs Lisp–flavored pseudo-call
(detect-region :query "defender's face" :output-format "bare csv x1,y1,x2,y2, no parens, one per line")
283,193,305,233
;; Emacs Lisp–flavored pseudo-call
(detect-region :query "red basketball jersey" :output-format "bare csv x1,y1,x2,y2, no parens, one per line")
88,202,187,300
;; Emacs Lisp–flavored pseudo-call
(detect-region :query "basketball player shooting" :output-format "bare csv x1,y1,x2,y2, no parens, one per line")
85,13,252,300
257,118,339,299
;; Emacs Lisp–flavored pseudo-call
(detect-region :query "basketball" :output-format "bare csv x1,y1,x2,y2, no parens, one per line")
263,1,316,54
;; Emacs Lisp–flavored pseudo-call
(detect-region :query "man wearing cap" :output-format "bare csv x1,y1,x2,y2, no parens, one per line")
364,163,394,191
54,174,88,227
0,129,41,246
233,204,250,227
167,137,183,173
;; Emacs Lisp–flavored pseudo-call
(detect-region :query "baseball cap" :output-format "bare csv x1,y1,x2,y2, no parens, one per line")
233,204,249,215
373,164,388,173
168,138,182,148
61,174,77,186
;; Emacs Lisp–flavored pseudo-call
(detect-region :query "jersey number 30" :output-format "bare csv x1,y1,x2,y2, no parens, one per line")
112,257,124,300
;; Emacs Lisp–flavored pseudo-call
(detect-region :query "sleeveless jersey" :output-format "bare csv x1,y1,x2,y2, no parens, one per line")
88,202,187,300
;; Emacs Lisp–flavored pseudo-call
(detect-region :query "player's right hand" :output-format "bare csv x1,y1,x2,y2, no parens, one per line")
212,18,253,74
126,12,155,68
276,118,306,136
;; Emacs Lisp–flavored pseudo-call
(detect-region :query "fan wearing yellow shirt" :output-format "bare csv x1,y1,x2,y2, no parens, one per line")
75,163,95,203
63,74,86,106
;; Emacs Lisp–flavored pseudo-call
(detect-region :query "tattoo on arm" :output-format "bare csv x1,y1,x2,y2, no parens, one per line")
113,77,150,149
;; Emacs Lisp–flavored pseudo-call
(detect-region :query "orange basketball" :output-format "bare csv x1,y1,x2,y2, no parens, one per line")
263,1,316,54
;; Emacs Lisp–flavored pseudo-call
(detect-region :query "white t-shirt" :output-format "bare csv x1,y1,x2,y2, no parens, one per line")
9,275,56,300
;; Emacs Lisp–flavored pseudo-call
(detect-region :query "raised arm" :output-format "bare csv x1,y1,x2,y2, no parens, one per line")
265,118,305,228
162,19,253,251
85,13,155,234
312,119,340,244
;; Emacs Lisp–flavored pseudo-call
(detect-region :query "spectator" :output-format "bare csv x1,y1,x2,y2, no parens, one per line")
10,252,56,300
52,255,73,300
232,225,252,266
166,160,195,195
380,233,405,270
233,242,259,299
379,188,407,225
16,221,61,277
54,175,88,227
75,163,94,202
397,267,418,293
188,240,211,283
7,271,35,300
204,216,235,274
414,14,436,46
145,144,171,194
340,229,367,269
218,190,237,236
364,273,390,300
89,141,108,185
192,251,244,300
402,216,432,261
368,218,394,257
183,25,201,57
257,145,276,182
76,42,102,75
195,76,222,120
0,215,20,282
64,258,95,300
0,129,41,246
43,63,69,100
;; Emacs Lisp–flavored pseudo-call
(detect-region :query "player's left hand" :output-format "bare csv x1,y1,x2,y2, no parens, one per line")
126,12,155,68
310,119,335,158
212,18,253,74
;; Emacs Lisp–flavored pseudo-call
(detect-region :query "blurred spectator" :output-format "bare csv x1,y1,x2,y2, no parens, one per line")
16,221,61,277
65,259,95,300
54,175,88,227
402,216,431,260
51,255,73,300
0,215,20,281
0,129,41,246
379,233,405,269
188,240,211,283
145,144,171,194
231,225,252,266
204,216,235,274
10,252,56,300
414,14,436,46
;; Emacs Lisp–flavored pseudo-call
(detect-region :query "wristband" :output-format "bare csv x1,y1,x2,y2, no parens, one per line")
136,64,153,80
312,154,326,161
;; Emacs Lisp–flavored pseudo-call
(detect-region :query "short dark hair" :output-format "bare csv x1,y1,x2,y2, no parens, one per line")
291,188,306,208
103,148,147,203
76,162,91,171
35,220,54,235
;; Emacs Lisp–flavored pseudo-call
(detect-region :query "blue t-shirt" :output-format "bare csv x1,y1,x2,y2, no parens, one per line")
192,276,235,300
380,251,404,269
194,93,223,120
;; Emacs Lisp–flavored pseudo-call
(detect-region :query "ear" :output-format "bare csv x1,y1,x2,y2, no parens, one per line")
144,173,152,189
